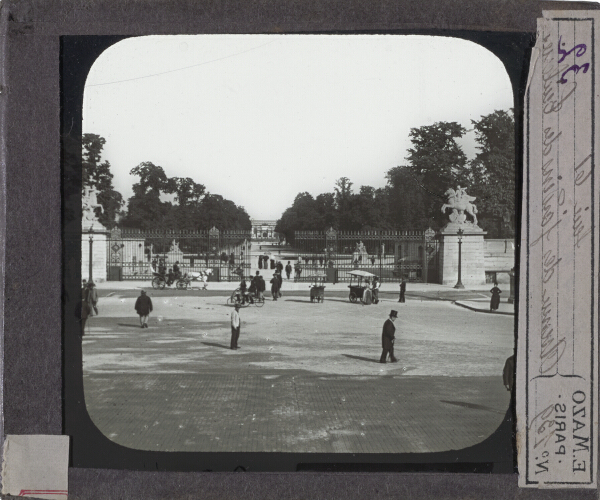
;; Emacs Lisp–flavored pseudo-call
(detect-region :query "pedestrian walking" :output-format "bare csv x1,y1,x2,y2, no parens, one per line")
251,271,260,292
134,289,153,328
379,310,398,363
173,261,181,279
372,276,380,304
285,261,292,279
257,274,266,300
230,303,241,350
276,271,283,298
240,278,250,305
276,261,283,274
398,277,406,303
75,280,87,336
80,280,98,336
503,354,514,391
87,280,98,314
270,273,280,300
490,282,502,311
362,279,373,305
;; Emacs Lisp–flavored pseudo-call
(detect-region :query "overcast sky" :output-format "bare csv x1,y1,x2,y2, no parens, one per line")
83,35,513,220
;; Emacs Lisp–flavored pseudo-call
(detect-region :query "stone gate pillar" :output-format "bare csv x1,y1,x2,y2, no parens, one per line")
208,226,220,280
438,186,487,286
81,186,108,282
325,228,337,283
439,223,486,286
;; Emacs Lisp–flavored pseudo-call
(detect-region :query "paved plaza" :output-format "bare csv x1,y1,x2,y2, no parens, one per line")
82,285,514,454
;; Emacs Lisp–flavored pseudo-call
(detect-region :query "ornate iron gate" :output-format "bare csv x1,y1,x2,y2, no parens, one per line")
106,227,252,281
293,228,439,283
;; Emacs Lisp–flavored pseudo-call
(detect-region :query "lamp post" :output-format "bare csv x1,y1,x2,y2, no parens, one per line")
454,228,465,289
88,230,94,282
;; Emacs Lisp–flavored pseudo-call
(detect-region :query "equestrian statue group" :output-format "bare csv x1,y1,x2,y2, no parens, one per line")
441,185,478,226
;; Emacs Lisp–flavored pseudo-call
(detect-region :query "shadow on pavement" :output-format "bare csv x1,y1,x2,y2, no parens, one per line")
117,323,143,328
201,341,232,350
342,354,380,364
284,298,355,305
439,400,506,415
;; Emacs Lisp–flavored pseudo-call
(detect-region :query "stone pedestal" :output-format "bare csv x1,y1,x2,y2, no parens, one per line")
439,223,486,286
81,224,108,283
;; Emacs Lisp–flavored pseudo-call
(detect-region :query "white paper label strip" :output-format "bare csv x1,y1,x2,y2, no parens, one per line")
517,10,599,488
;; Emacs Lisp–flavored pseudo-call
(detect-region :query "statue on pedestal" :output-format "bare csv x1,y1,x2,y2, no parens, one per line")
441,185,478,226
82,185,104,229
169,239,181,254
352,240,369,264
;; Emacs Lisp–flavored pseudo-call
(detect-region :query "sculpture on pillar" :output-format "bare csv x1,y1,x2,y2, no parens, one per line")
169,239,181,253
82,185,104,228
441,185,478,226
352,240,369,264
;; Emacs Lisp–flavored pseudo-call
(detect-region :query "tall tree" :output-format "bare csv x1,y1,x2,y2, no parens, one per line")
468,110,515,237
334,177,354,230
385,166,429,230
196,194,251,230
82,133,124,229
315,192,337,229
405,122,467,224
350,186,389,231
121,162,172,230
275,192,321,243
165,177,207,230
121,162,250,231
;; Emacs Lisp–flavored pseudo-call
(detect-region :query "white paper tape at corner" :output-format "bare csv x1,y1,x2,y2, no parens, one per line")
2,435,69,499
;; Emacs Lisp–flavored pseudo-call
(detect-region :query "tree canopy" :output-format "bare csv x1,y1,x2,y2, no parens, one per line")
119,161,250,231
405,121,468,224
466,109,516,237
276,110,515,238
82,133,124,229
83,135,251,232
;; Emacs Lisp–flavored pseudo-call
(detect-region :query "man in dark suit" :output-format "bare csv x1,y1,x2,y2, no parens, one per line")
398,277,406,303
380,310,399,363
270,273,280,301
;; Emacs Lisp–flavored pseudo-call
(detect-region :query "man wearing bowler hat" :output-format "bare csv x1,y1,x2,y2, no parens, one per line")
380,310,399,363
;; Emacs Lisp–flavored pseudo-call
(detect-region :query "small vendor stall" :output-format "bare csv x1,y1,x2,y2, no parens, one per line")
347,270,376,303
308,273,327,303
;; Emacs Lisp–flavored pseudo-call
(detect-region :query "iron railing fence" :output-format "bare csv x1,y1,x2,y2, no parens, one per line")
293,229,440,283
107,228,252,281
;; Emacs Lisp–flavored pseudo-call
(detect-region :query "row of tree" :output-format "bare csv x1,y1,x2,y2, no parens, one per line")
275,110,515,240
82,134,251,231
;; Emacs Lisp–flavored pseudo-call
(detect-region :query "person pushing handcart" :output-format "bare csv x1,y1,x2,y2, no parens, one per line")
347,270,377,304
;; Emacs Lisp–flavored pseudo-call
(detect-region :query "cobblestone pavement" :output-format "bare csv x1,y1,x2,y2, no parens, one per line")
82,292,513,453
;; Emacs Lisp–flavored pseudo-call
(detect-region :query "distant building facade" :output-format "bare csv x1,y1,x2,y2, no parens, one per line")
251,219,279,240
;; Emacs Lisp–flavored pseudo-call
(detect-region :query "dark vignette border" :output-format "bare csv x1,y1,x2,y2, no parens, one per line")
62,30,531,473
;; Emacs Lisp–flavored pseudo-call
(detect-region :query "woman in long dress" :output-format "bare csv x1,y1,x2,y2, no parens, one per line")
362,278,373,305
490,283,502,311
